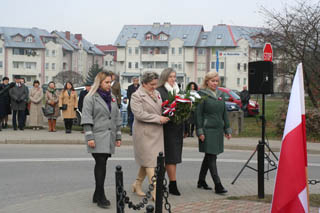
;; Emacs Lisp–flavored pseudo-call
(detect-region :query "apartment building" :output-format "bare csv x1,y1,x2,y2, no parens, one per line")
114,23,270,91
95,44,117,73
0,27,105,86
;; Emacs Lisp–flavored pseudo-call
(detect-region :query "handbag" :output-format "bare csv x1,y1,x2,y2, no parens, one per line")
61,104,68,110
42,104,54,116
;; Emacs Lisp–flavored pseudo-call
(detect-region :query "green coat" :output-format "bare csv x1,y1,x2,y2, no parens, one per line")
195,88,232,155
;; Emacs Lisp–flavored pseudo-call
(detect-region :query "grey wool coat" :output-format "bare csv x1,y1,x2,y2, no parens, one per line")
9,84,28,110
81,92,122,154
130,87,164,168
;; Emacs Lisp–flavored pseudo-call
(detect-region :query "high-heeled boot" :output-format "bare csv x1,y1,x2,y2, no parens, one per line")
169,180,181,196
145,167,156,201
48,120,52,132
132,167,146,196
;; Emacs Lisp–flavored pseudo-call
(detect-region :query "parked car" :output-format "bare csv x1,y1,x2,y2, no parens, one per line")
218,87,259,116
225,101,240,111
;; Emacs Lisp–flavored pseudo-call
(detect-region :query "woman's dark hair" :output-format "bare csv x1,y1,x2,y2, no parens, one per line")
64,81,74,91
2,77,9,81
186,82,198,91
33,80,40,86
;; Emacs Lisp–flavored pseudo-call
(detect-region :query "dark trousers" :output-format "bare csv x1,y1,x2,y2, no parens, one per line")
185,123,195,136
63,119,73,132
128,111,134,134
198,153,221,185
92,153,109,199
12,110,25,129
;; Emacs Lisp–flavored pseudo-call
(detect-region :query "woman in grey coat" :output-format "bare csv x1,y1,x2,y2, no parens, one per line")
81,71,122,209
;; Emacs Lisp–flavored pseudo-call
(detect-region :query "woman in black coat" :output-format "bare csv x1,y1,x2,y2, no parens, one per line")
185,82,198,137
0,77,13,129
157,68,184,196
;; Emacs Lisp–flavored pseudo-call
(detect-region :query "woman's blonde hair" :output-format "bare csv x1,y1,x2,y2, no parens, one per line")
87,71,113,96
158,68,176,88
201,71,220,89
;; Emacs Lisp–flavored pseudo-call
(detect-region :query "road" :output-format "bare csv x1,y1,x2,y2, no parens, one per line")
0,144,319,210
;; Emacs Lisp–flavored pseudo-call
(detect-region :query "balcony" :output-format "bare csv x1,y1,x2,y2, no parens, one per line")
141,53,168,62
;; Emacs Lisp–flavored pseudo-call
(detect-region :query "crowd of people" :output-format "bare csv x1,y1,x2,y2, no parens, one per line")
1,69,233,209
80,69,232,209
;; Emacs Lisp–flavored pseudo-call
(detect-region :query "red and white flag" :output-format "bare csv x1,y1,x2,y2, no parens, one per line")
271,63,309,213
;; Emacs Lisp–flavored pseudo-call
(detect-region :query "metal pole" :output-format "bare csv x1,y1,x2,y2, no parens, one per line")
115,165,124,213
155,152,165,213
258,94,265,198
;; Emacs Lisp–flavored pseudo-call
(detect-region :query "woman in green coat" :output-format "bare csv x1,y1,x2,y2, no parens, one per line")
195,71,232,194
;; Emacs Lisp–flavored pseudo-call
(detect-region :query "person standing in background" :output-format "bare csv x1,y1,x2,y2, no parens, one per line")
9,75,28,130
240,85,250,116
110,72,121,108
78,82,91,113
59,81,78,134
127,77,139,136
0,77,12,129
45,81,60,132
28,80,43,130
120,97,128,127
20,78,29,127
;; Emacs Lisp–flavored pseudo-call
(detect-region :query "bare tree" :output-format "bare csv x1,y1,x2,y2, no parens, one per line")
259,1,320,108
53,71,84,88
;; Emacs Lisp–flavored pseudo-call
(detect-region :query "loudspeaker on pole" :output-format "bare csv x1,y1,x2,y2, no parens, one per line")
248,61,274,94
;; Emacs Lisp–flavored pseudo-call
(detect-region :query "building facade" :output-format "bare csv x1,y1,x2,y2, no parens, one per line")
114,23,270,91
0,27,104,86
95,44,117,73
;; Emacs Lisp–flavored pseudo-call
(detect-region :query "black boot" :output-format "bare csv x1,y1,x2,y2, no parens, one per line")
96,188,110,209
92,190,98,203
215,183,227,194
169,181,181,196
197,180,212,190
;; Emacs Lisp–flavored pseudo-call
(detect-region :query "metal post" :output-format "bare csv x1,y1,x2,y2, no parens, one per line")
115,165,124,213
146,205,154,213
258,94,265,198
155,152,165,213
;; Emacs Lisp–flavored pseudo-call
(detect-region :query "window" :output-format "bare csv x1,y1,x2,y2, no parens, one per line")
244,63,247,71
52,63,55,70
26,76,31,82
46,76,49,83
243,78,247,85
105,61,108,66
13,61,22,68
0,61,2,68
45,63,49,70
51,50,56,57
128,47,132,55
178,63,182,70
201,34,208,40
198,48,205,55
159,33,168,41
13,48,24,55
178,48,182,55
216,34,223,39
110,61,113,66
211,62,215,69
237,78,240,86
237,63,241,70
146,33,153,40
0,48,2,54
63,63,67,70
46,50,50,57
183,34,188,39
128,62,132,69
220,62,224,69
25,62,36,69
222,91,230,100
132,33,138,38
197,77,202,84
135,47,139,55
160,48,167,54
135,62,139,69
171,48,175,55
25,36,33,43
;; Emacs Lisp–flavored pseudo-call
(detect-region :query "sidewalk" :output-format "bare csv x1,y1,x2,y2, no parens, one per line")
1,128,320,154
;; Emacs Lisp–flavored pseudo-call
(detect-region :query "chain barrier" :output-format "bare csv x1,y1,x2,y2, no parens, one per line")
308,179,320,185
115,152,171,213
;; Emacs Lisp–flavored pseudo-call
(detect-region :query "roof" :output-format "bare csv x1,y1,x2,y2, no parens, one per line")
95,45,117,52
55,31,104,56
207,25,267,48
114,24,203,47
196,31,211,47
0,27,53,49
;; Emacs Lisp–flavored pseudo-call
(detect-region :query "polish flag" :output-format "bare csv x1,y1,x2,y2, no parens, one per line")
271,63,309,213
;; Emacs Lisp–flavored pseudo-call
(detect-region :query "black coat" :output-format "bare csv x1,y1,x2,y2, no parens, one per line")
157,86,184,164
127,84,139,113
0,84,12,118
78,89,89,112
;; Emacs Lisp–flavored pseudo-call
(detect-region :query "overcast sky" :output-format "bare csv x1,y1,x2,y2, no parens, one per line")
0,0,313,45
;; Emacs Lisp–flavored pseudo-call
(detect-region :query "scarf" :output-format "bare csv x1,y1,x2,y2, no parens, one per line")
141,87,158,103
164,82,180,94
97,88,112,111
47,87,56,94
